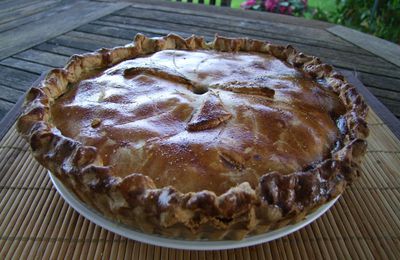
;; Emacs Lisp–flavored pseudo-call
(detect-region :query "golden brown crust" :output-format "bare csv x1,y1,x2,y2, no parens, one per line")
17,34,369,240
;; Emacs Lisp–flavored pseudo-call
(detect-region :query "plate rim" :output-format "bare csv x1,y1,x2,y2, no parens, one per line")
48,171,339,251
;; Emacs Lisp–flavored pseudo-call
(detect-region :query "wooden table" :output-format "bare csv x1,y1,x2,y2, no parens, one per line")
1,1,400,259
1,0,400,121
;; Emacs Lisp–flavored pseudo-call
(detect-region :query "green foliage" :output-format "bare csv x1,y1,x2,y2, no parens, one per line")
334,0,400,44
239,0,400,43
304,7,332,21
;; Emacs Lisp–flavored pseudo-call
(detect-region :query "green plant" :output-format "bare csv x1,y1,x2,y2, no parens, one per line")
304,6,332,21
334,0,400,44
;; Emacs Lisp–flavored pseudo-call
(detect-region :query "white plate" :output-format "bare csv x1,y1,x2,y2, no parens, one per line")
49,171,338,250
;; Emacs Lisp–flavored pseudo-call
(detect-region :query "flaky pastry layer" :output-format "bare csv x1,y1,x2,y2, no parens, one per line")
17,34,369,240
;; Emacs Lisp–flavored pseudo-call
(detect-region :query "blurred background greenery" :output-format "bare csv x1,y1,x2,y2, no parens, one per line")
304,0,400,44
176,0,400,44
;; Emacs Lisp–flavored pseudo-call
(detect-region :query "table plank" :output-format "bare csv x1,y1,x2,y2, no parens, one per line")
0,0,45,16
342,70,400,139
0,58,53,75
0,73,46,144
77,23,162,42
328,25,400,67
98,13,400,78
115,7,368,54
65,31,130,47
359,73,400,93
0,65,38,91
13,49,69,68
0,99,14,120
126,0,332,29
0,0,60,32
0,84,24,103
0,1,129,60
33,43,87,57
91,20,184,38
48,33,128,52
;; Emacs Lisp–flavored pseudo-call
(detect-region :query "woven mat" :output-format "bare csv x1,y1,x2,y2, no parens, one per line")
1,109,399,259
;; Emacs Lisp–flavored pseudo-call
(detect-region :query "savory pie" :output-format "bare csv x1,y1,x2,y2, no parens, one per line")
17,34,368,240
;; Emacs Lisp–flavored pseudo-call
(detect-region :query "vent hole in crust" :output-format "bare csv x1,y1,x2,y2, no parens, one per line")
192,84,209,95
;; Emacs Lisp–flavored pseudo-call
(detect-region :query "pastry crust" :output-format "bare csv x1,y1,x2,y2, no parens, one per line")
17,34,369,240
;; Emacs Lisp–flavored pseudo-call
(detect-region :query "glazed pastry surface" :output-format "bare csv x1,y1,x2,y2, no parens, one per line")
51,50,343,194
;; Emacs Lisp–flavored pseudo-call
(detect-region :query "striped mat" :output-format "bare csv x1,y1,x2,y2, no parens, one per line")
1,109,399,259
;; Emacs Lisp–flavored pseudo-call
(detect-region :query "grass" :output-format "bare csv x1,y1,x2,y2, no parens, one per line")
231,0,242,8
307,0,336,13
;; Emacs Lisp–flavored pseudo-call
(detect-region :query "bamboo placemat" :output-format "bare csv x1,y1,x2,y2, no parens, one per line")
1,108,399,259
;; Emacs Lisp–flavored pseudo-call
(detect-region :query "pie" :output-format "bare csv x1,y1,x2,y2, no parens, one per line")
17,34,369,240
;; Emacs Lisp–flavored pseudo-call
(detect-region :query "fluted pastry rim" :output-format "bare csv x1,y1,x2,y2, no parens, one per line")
17,34,369,240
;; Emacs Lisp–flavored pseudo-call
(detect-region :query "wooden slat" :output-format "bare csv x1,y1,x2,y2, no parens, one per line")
113,7,368,55
66,31,130,48
0,0,44,16
328,25,400,67
13,49,69,68
91,20,184,38
0,74,46,141
0,57,53,74
48,36,102,52
1,0,398,122
359,72,400,93
0,84,24,103
356,72,400,117
0,1,129,60
48,33,129,53
0,2,59,33
77,23,159,42
368,87,400,106
125,0,332,30
33,42,87,57
342,70,400,139
0,0,60,32
98,14,399,78
373,97,400,118
0,100,14,120
0,65,39,90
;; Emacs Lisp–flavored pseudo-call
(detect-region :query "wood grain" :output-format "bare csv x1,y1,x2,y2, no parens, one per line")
0,57,53,74
116,7,360,51
14,49,69,67
0,73,46,142
0,84,24,103
98,13,400,78
328,25,400,67
0,0,60,32
33,42,87,57
0,99,14,120
0,0,399,125
0,65,38,90
0,0,46,16
0,1,129,60
125,0,332,29
342,70,400,139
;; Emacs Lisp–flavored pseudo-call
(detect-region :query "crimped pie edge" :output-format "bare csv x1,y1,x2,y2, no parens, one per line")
17,34,369,240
